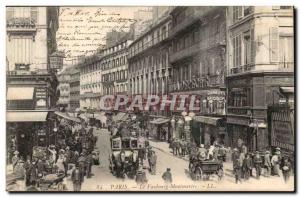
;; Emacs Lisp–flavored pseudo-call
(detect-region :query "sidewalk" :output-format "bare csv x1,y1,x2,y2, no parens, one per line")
149,140,189,162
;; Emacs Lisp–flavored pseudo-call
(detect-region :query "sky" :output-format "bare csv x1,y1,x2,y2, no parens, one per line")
56,6,151,65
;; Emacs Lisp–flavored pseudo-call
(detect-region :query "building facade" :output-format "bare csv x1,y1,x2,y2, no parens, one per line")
69,66,80,110
57,67,71,109
101,40,132,96
226,6,294,152
128,12,172,98
79,54,103,110
6,7,60,159
168,7,227,146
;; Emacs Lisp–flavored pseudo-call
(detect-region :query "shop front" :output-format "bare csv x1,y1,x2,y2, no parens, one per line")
192,115,226,147
6,111,51,160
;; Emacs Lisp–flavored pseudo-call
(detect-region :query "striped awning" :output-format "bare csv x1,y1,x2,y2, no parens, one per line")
7,111,48,122
7,87,34,100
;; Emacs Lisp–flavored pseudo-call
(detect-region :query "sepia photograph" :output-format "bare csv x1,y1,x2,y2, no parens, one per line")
5,5,295,192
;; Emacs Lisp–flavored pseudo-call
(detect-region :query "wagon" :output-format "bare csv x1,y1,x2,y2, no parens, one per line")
39,173,66,191
189,159,223,181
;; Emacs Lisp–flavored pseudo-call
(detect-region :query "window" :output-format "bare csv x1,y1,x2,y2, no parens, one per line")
244,31,251,65
6,7,14,20
30,7,38,22
243,6,252,16
279,36,293,69
233,7,243,22
233,35,242,67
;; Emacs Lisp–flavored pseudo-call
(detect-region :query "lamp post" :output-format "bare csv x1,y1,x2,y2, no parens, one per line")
171,117,176,139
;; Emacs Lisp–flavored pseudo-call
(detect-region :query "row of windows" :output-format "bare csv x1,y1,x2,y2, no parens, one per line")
129,50,169,74
232,27,293,69
81,54,127,74
129,21,171,57
6,7,38,22
102,70,128,82
232,6,292,23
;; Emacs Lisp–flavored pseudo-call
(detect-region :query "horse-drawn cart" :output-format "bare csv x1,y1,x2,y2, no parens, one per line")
189,159,223,181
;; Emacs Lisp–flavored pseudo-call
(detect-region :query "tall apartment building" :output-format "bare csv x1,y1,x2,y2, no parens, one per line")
6,7,60,158
128,12,172,98
168,7,227,146
226,6,294,152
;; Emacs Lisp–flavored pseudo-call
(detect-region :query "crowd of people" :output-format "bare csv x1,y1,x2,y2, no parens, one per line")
232,146,292,184
10,122,100,191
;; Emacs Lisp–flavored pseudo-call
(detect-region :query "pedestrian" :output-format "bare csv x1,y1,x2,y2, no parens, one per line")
149,151,157,175
65,146,73,176
71,165,84,191
86,152,94,178
23,156,31,186
253,151,262,179
219,145,227,162
281,157,292,183
264,151,271,177
28,159,38,186
11,151,20,172
271,151,281,176
48,145,57,165
78,153,86,176
242,154,252,181
56,150,66,174
162,168,172,183
232,149,242,184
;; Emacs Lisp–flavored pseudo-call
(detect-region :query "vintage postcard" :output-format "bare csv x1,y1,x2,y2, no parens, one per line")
6,6,295,192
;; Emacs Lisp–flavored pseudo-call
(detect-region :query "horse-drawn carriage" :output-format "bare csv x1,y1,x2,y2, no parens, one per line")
189,158,223,181
109,136,148,179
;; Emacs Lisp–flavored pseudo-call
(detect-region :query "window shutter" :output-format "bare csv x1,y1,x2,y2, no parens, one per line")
270,27,279,62
250,28,255,63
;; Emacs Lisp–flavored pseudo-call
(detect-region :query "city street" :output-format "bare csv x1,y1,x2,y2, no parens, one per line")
60,128,294,192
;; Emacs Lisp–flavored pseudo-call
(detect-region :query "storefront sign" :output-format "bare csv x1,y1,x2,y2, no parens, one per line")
169,76,220,92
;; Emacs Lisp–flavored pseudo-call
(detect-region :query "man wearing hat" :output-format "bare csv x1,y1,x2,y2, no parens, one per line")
264,151,272,177
162,168,172,184
253,151,262,179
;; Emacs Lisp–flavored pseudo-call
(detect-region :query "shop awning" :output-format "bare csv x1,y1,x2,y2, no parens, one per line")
54,111,81,123
7,111,48,122
193,116,223,126
150,118,170,125
7,87,34,100
280,87,294,94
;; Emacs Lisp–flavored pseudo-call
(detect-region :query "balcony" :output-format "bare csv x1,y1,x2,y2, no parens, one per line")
169,43,199,63
169,13,201,38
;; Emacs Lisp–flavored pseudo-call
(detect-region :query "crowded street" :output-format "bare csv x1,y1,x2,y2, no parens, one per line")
6,6,295,192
